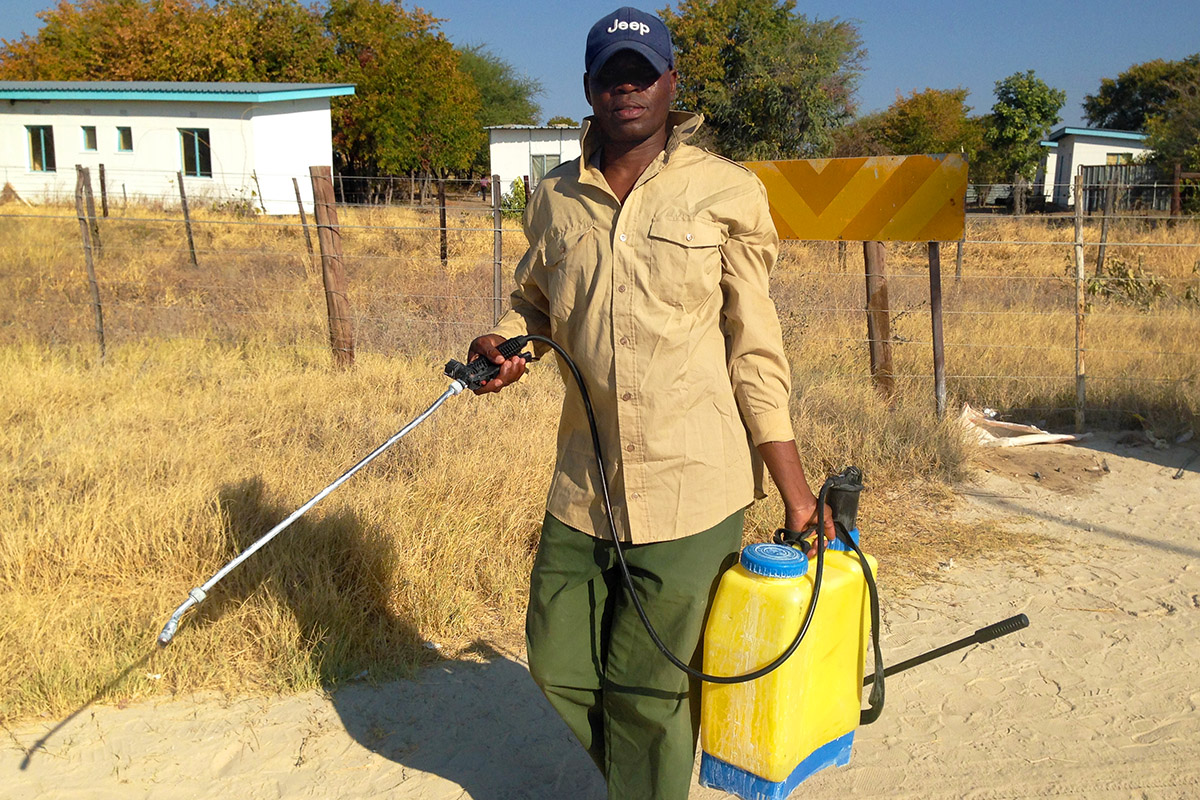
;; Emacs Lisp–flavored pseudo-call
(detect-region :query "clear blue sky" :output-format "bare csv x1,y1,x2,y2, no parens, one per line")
2,0,1198,129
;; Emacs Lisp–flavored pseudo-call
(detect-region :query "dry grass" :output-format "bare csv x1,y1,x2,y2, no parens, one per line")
0,340,558,722
773,217,1200,433
1,202,1196,724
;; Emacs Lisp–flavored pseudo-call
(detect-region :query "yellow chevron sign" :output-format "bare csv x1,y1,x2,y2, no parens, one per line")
743,154,968,242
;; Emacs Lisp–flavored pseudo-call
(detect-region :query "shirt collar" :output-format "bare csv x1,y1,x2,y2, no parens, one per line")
578,110,705,179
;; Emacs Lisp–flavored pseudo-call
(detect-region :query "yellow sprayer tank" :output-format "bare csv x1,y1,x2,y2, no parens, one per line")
700,532,876,799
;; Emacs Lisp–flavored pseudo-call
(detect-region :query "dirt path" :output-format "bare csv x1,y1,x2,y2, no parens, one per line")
6,434,1199,799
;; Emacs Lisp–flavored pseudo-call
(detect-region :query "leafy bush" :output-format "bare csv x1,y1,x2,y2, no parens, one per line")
1085,257,1169,310
501,177,527,219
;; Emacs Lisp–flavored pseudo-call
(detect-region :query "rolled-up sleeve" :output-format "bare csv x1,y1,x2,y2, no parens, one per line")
719,176,795,446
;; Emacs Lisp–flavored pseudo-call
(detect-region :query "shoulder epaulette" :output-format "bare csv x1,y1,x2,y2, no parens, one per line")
695,146,754,174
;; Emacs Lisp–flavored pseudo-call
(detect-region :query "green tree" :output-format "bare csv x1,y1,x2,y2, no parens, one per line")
877,88,984,160
1,0,484,184
546,115,579,127
324,0,481,179
830,110,889,157
985,70,1064,210
1083,55,1200,131
457,44,541,173
1088,55,1200,208
1145,81,1200,186
660,0,864,160
458,44,542,127
0,0,334,82
221,0,339,82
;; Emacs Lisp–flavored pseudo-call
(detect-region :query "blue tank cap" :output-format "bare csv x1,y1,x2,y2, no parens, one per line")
827,527,861,552
740,543,809,578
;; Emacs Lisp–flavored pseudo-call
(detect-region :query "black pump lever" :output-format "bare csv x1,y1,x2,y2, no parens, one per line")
864,614,1030,685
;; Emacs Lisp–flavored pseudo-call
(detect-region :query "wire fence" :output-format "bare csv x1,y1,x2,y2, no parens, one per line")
1,163,516,220
968,176,1199,215
1,194,1198,431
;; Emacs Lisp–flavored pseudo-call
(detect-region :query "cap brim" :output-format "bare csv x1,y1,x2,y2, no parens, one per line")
586,41,670,78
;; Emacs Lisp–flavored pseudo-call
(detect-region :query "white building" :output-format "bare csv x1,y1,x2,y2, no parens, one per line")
1038,127,1152,208
0,81,354,214
487,125,582,198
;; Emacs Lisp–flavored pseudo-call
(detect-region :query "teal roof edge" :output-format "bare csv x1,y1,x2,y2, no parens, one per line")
1047,126,1147,142
0,86,355,103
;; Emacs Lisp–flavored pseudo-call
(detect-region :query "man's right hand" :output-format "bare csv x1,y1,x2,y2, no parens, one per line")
468,334,527,394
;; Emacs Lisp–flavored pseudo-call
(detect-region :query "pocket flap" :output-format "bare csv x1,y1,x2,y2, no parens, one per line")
542,223,594,266
648,217,725,248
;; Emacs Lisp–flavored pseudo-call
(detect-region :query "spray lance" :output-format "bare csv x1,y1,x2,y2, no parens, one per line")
156,337,535,648
157,333,1028,753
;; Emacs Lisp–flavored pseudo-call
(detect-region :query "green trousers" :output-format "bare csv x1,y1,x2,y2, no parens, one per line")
526,511,744,800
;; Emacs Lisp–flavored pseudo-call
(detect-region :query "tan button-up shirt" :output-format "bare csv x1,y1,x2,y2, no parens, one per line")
492,111,795,544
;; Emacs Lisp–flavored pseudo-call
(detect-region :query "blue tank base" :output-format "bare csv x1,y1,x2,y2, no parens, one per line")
698,731,855,800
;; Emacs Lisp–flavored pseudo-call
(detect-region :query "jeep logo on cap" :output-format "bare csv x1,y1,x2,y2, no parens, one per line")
607,19,651,35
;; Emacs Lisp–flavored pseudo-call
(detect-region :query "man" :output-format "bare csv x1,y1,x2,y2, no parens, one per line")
467,7,832,798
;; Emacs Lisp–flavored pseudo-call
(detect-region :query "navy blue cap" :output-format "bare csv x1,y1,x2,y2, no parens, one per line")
585,7,674,77
740,543,809,579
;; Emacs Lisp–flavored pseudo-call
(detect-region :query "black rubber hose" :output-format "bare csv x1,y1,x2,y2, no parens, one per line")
524,333,831,685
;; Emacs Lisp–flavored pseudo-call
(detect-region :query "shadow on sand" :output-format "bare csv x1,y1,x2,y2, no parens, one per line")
17,478,603,800
217,477,604,799
331,642,605,800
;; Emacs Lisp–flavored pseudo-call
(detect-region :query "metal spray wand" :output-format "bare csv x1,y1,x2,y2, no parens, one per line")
157,337,532,648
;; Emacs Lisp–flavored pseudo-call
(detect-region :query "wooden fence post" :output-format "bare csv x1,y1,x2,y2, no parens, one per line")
438,176,448,268
98,163,108,217
1096,182,1114,276
1172,163,1183,217
1073,172,1087,432
837,240,847,273
79,165,101,257
928,241,946,419
74,166,105,361
863,241,894,398
293,177,317,276
955,234,965,281
177,171,198,268
251,170,267,213
492,173,504,325
523,175,531,205
310,166,355,368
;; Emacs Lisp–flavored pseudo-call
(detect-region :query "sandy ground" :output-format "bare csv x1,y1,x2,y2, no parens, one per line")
5,432,1199,799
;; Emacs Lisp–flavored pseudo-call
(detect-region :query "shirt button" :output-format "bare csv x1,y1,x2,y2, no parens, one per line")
619,337,629,346
632,492,641,500
618,284,627,293
685,233,693,241
626,444,635,452
619,233,627,242
622,392,632,401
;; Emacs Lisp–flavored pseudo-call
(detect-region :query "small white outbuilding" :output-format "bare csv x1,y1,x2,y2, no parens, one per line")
1037,126,1152,208
0,81,354,214
487,124,582,200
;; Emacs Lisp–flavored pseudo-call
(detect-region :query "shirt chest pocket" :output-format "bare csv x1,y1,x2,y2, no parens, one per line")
541,223,595,322
646,217,726,310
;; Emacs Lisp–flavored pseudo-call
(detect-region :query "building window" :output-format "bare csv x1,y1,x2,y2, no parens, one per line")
179,128,212,178
117,126,133,152
28,126,56,172
82,126,98,151
1106,152,1133,166
530,154,561,189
